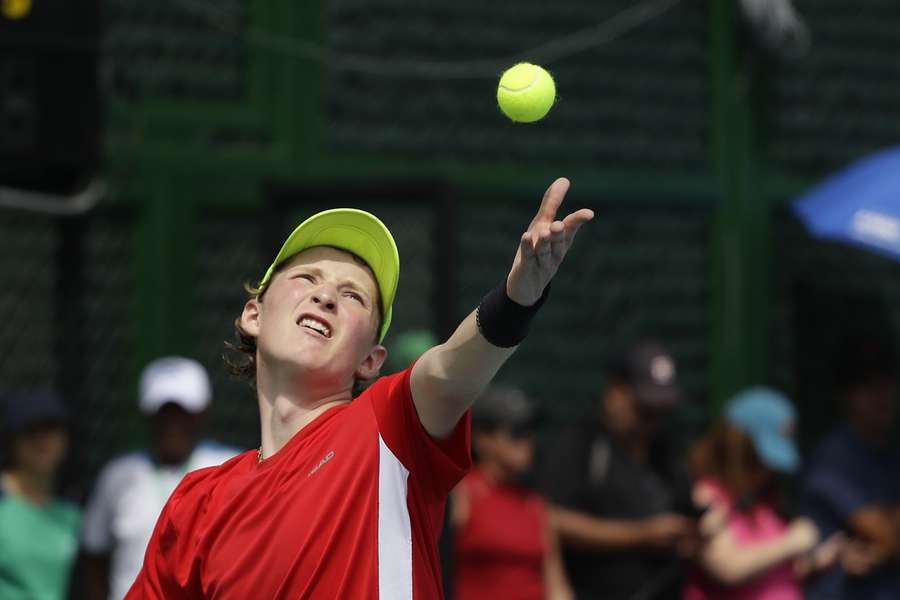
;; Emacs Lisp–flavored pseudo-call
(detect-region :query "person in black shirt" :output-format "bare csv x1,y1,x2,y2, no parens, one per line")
538,341,697,600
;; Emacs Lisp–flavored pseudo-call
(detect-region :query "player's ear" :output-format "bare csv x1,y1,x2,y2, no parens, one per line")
240,298,262,337
355,344,387,381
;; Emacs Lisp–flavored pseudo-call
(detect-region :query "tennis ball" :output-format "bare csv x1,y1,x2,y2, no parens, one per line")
497,63,556,123
2,0,32,19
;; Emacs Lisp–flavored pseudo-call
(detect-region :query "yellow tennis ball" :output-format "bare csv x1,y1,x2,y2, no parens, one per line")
2,0,32,19
497,63,556,123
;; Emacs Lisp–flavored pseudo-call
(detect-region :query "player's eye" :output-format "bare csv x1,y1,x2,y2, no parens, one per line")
294,273,315,283
344,291,364,305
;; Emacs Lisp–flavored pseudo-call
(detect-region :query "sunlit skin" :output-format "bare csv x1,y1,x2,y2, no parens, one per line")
241,247,387,458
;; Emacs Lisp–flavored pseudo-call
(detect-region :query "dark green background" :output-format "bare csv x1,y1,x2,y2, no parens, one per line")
3,0,900,491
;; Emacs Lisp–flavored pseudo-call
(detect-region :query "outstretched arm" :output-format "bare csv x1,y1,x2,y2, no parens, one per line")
410,178,593,438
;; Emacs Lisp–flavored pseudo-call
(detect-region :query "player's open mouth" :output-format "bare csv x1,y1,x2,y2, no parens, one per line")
297,315,332,338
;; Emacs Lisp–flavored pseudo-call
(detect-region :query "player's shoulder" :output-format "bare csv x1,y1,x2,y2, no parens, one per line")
169,451,254,510
356,367,413,402
183,449,253,486
176,450,256,491
192,439,243,467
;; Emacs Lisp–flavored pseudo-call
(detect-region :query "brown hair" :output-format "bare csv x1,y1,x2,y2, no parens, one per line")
688,422,773,506
223,249,384,389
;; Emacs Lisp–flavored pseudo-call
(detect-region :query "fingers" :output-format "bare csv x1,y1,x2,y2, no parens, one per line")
562,208,595,229
534,177,571,225
533,226,552,264
522,179,593,268
562,208,595,243
519,232,536,262
533,215,589,265
550,220,566,261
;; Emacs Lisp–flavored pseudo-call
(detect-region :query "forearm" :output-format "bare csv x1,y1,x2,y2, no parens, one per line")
411,310,516,438
553,507,652,551
410,177,592,439
700,530,807,586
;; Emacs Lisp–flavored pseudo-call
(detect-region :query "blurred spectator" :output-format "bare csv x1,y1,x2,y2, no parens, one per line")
685,388,839,600
802,335,900,600
0,391,80,599
452,386,572,600
81,357,239,600
537,341,697,600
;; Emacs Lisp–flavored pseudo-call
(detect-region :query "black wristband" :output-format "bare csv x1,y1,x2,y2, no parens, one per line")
475,279,550,348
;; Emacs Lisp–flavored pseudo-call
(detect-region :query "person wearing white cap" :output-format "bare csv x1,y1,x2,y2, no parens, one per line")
81,357,239,600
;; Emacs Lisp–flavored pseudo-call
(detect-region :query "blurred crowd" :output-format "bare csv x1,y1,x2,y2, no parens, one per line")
1,357,240,600
451,334,899,600
1,334,898,600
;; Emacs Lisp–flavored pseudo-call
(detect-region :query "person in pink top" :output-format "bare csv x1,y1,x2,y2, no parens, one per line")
684,387,841,600
452,387,572,600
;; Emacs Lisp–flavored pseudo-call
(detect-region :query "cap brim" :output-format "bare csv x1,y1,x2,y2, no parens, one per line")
753,432,800,474
259,208,399,342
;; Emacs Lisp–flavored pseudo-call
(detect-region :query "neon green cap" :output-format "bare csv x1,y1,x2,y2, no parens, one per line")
258,208,399,342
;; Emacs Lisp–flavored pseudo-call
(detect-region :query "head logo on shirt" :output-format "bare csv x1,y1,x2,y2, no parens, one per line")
308,451,335,478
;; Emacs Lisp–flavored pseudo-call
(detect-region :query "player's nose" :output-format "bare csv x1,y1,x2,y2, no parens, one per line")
311,285,337,311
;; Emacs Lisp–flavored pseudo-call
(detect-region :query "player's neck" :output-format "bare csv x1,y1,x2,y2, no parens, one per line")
256,370,352,460
2,469,53,505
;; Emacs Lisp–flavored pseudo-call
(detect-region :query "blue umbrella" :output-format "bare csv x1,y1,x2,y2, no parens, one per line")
793,146,900,261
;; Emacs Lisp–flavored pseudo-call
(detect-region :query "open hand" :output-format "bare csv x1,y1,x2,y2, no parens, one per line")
506,178,594,306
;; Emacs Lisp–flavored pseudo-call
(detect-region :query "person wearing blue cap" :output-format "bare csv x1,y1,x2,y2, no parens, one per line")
0,391,80,599
684,387,841,600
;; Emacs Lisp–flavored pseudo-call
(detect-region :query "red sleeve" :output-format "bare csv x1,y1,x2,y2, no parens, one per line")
124,470,212,599
368,367,472,499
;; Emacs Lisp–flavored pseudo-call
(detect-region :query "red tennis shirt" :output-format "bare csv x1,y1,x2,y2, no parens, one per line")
125,367,471,599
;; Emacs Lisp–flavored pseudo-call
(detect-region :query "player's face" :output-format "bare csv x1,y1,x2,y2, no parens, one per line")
246,247,385,390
